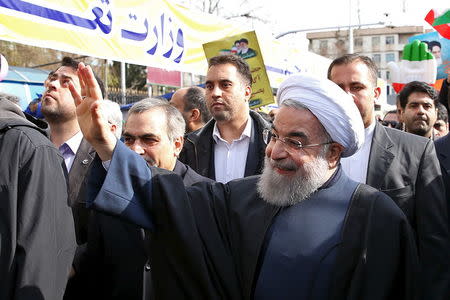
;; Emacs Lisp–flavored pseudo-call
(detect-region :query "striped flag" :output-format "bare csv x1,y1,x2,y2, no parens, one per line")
425,9,450,39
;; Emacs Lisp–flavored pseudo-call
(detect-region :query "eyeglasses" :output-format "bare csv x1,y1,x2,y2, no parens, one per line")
381,120,398,128
263,129,332,151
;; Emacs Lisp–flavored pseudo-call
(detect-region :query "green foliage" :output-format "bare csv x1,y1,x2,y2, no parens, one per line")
110,61,147,91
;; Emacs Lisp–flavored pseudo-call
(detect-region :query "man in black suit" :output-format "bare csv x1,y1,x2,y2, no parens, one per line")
328,54,450,300
179,54,270,182
40,57,107,299
78,98,212,300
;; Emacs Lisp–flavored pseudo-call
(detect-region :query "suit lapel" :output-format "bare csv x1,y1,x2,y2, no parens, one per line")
244,111,269,177
366,123,395,189
68,138,95,206
196,123,215,179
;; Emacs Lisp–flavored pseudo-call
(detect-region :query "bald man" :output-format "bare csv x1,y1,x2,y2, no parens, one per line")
170,87,211,133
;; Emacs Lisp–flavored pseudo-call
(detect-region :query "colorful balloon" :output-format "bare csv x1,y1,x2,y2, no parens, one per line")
0,54,9,82
387,40,437,93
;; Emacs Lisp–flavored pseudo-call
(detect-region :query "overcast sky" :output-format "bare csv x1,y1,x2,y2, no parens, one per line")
205,0,447,49
186,0,448,36
260,0,447,33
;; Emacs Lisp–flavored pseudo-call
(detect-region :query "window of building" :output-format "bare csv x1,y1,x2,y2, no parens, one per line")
386,85,391,95
385,53,395,63
385,36,395,45
372,54,381,63
372,36,380,46
354,38,363,47
386,70,390,80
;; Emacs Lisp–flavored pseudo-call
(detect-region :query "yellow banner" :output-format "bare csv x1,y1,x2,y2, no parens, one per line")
203,31,274,108
0,0,240,74
0,0,331,88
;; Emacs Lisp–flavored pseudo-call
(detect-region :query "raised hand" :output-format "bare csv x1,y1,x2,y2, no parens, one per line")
69,62,117,161
387,40,437,93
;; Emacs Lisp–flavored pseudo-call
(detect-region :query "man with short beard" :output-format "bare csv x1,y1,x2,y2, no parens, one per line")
179,54,270,182
398,81,439,139
74,66,419,300
41,56,105,300
329,54,449,300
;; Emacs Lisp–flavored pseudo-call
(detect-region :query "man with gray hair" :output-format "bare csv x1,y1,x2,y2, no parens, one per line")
0,91,76,299
170,86,211,133
72,64,419,299
101,99,123,139
77,98,211,300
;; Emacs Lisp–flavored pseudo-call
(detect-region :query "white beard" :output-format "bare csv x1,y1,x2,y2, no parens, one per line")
257,156,329,207
436,57,442,66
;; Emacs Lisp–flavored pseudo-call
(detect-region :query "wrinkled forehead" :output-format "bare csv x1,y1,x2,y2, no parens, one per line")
55,66,78,77
48,66,80,85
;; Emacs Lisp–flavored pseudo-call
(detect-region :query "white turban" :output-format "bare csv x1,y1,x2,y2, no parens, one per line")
276,73,364,157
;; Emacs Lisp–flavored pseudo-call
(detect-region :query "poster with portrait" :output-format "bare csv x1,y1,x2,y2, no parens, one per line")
409,31,450,80
203,31,274,108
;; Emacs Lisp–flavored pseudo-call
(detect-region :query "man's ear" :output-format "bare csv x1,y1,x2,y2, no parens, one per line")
244,84,252,101
398,107,405,119
110,124,117,135
374,86,381,100
327,143,344,169
189,109,201,122
174,136,184,157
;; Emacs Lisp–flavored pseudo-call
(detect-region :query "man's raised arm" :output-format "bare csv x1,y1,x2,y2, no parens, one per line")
69,62,116,161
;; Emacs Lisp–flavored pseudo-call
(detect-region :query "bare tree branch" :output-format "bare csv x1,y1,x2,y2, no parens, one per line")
225,12,267,23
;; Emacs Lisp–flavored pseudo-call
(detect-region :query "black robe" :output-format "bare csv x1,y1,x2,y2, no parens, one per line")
75,160,212,300
88,141,419,300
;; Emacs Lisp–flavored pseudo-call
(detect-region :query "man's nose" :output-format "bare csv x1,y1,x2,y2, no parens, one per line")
210,85,222,98
417,105,426,114
268,139,289,161
129,141,145,155
46,79,58,91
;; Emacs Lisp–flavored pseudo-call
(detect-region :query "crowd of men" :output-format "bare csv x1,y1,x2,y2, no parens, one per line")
0,52,449,300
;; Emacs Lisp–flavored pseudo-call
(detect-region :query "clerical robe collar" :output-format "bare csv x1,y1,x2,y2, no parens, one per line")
319,165,342,190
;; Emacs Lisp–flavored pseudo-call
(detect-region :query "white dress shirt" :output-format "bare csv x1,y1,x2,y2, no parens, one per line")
213,118,253,183
340,120,376,183
59,131,83,172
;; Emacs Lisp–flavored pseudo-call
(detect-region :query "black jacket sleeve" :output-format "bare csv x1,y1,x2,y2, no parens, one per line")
438,78,449,111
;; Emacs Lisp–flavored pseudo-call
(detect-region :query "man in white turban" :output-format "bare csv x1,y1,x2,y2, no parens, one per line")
73,65,419,300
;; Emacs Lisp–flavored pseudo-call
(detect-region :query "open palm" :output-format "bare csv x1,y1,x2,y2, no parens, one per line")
69,62,117,160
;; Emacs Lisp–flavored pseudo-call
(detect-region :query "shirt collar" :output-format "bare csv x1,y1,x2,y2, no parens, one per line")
212,117,253,143
365,118,376,143
64,131,83,155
